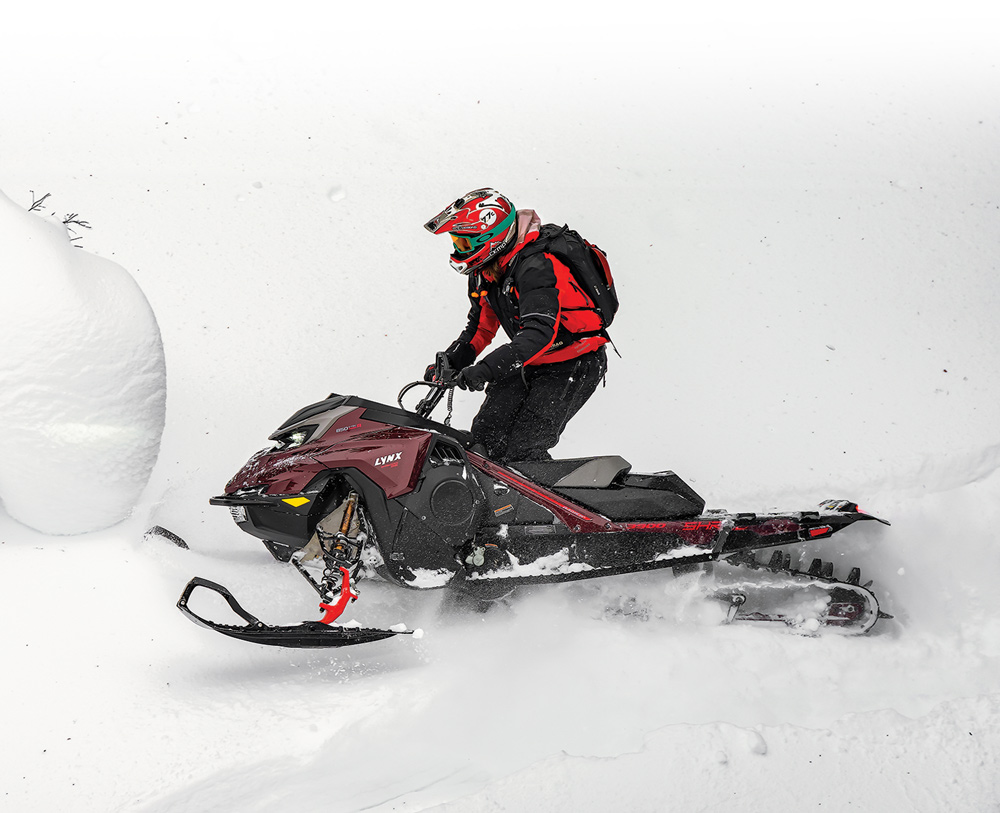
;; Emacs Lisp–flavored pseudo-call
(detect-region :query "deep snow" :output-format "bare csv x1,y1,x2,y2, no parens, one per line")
0,190,166,533
2,3,1000,811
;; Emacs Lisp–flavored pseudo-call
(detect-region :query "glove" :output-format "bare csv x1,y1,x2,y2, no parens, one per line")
456,363,492,391
426,341,476,383
444,340,476,370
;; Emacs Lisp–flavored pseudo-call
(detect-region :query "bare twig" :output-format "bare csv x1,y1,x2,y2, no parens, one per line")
28,191,50,212
25,192,92,247
62,214,91,230
63,213,92,247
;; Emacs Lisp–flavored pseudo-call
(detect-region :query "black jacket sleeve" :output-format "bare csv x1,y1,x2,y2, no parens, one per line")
478,253,560,378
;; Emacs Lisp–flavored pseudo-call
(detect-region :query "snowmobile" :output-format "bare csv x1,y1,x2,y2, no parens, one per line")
177,355,891,648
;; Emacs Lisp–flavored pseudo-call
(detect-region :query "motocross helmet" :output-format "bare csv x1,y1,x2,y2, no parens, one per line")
424,188,517,275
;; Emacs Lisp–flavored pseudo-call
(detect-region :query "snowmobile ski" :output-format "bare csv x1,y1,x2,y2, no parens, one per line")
176,577,413,649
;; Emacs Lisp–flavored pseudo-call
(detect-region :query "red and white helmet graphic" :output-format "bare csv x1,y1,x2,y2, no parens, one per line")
424,188,517,274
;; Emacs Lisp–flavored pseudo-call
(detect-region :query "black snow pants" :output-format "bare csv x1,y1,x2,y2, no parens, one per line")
471,346,607,463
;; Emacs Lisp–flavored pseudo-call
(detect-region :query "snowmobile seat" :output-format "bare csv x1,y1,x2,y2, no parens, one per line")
505,458,706,520
510,456,632,488
553,456,633,488
556,468,707,521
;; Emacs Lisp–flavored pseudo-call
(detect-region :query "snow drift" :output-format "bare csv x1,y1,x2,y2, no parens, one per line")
2,3,999,812
0,189,166,534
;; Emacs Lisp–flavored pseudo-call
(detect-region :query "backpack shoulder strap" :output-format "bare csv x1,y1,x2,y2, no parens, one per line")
514,224,566,262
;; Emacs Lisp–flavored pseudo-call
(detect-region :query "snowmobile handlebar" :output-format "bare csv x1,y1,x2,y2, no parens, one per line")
398,351,458,421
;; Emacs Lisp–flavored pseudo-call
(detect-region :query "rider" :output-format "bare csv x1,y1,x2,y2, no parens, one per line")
424,188,609,463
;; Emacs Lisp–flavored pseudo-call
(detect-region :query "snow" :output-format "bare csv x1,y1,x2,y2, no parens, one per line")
2,3,1000,811
408,567,456,588
0,190,165,534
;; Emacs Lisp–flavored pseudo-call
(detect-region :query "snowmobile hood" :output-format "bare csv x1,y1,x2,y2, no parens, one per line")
220,393,472,497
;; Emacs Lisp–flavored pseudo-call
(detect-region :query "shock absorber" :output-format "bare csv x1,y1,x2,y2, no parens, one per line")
339,491,358,536
316,491,364,622
317,491,362,565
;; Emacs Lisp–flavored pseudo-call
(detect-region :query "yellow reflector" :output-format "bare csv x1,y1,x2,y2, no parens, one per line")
282,497,311,508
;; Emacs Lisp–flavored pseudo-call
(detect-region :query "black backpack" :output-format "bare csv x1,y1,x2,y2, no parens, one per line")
517,224,619,332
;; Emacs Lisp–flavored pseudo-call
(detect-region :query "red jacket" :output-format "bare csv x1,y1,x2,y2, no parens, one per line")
455,210,608,379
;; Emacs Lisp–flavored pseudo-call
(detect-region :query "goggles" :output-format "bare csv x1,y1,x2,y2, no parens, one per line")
450,233,477,255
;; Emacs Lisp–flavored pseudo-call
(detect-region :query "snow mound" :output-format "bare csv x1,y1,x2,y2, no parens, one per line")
0,189,166,534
